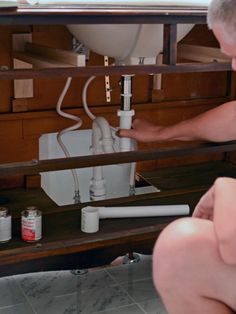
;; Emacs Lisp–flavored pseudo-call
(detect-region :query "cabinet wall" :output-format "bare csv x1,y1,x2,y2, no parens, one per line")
0,24,232,189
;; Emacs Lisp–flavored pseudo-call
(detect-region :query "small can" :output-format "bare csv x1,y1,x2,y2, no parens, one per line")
21,206,42,242
0,207,12,243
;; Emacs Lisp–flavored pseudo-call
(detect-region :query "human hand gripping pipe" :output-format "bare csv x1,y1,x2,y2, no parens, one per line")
81,204,190,233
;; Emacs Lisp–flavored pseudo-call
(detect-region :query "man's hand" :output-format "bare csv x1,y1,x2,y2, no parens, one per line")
192,185,215,221
117,118,164,143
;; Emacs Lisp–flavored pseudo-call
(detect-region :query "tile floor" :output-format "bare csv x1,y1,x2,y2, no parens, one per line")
0,254,167,314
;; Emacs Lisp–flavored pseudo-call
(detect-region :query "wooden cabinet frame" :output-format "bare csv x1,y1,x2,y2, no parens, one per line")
0,5,234,277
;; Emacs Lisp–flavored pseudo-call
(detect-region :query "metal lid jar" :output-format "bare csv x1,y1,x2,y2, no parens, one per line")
21,206,42,242
0,207,12,243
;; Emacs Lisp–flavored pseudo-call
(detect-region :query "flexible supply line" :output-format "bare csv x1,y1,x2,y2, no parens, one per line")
82,74,117,131
82,75,96,120
56,76,82,203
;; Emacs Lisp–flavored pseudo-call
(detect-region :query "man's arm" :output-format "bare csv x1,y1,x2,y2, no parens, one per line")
118,101,236,143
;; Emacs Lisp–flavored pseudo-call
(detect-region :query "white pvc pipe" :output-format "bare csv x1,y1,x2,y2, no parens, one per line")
99,204,190,218
90,117,115,199
117,109,135,152
81,204,190,233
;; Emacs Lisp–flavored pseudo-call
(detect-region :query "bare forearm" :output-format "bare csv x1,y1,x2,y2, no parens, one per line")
158,101,236,142
118,100,236,143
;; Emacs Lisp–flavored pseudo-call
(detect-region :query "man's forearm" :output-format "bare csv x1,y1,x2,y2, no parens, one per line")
158,101,236,142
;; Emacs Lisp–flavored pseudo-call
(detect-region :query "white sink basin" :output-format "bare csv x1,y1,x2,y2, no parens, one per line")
68,24,195,64
31,0,210,64
65,0,211,64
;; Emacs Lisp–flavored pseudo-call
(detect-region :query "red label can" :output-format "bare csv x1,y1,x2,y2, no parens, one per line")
21,206,42,242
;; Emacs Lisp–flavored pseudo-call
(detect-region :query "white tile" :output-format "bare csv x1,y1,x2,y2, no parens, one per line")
138,298,167,314
0,277,26,307
15,270,134,314
0,255,158,314
0,303,34,314
34,293,77,314
33,285,134,314
78,284,134,313
15,271,78,299
93,304,145,314
121,278,158,303
77,269,117,292
106,255,152,284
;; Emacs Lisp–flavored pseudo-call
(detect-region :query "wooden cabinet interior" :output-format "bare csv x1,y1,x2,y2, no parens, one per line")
0,5,235,276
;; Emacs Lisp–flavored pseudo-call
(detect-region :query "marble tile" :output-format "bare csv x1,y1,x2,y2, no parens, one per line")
34,284,134,314
15,271,78,300
77,284,134,314
0,303,34,314
106,255,152,284
0,277,26,307
77,269,117,292
0,256,159,314
121,278,158,303
93,304,145,314
35,293,78,314
138,298,168,314
15,269,133,314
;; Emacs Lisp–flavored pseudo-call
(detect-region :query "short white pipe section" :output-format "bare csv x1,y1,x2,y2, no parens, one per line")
118,109,135,152
81,206,99,233
81,204,190,233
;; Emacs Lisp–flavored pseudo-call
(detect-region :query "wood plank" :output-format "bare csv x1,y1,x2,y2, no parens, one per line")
12,32,34,99
0,26,13,113
0,7,208,27
25,42,86,67
13,59,33,98
0,190,204,267
1,160,235,273
13,51,75,68
140,160,236,190
163,24,177,65
178,44,230,63
0,142,236,176
0,62,231,80
0,120,22,140
2,160,235,214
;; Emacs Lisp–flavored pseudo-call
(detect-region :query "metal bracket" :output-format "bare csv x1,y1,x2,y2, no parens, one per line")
104,56,111,103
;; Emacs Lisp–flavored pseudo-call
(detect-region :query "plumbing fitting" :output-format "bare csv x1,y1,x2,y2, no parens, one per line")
90,117,115,200
81,204,190,233
117,109,135,152
89,75,136,200
121,74,133,111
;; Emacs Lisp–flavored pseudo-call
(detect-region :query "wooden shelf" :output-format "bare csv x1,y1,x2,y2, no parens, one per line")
0,160,235,276
0,6,231,80
1,141,236,177
0,5,208,25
